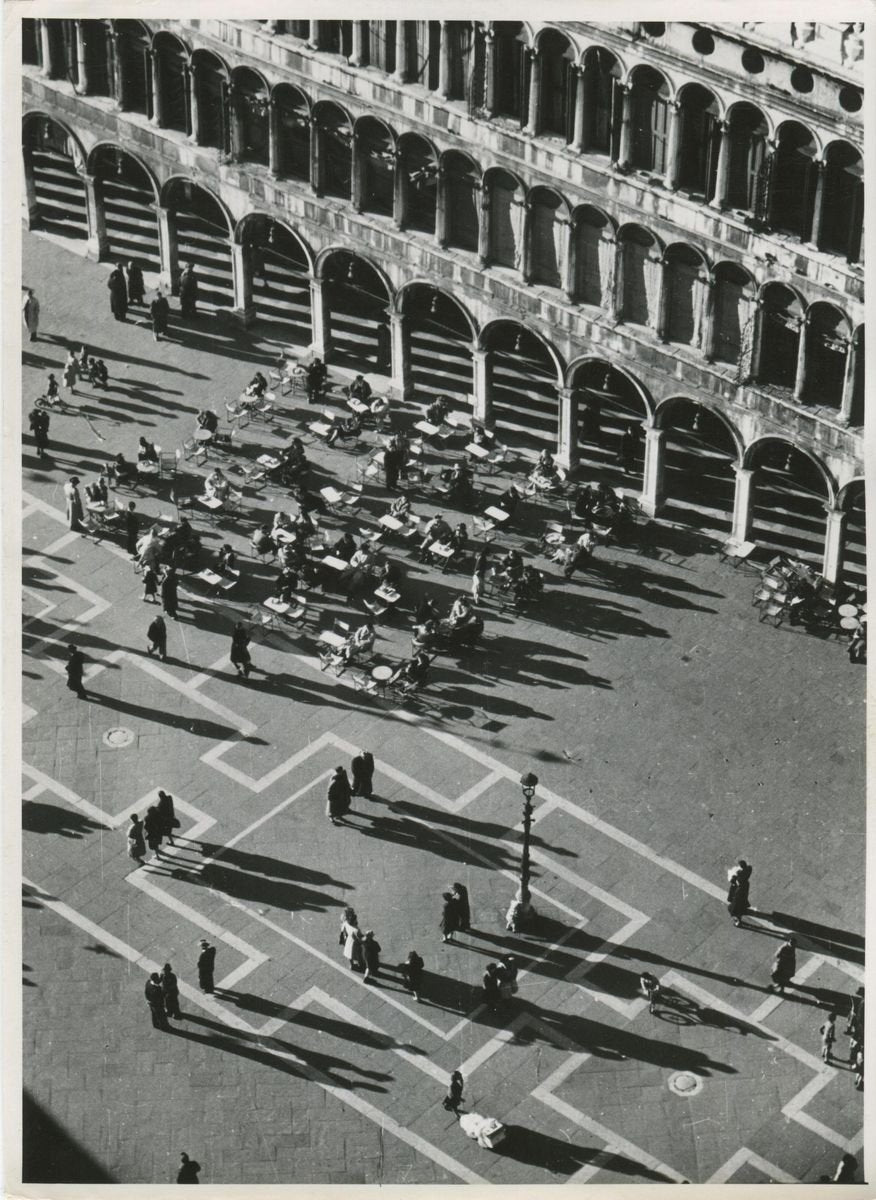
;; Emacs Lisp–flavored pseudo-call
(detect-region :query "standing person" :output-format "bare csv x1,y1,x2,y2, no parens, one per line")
62,350,78,396
496,954,518,1002
28,406,50,459
451,882,471,931
44,372,60,403
145,972,170,1030
147,614,168,661
472,547,489,604
442,1070,464,1114
639,971,661,1014
161,567,179,620
127,813,146,867
350,750,375,799
151,290,170,341
383,443,401,491
339,906,361,970
326,766,352,825
852,1044,864,1090
230,622,252,678
142,564,159,604
362,930,381,983
161,963,182,1020
65,644,86,699
770,937,797,994
108,263,128,322
726,860,753,927
64,476,84,531
143,805,164,860
197,939,216,993
819,1011,837,1063
156,790,178,846
306,356,327,403
125,502,139,558
402,950,424,1001
177,1152,201,1184
179,263,199,318
440,891,461,944
22,287,40,341
832,1154,857,1183
482,963,500,1012
126,260,145,306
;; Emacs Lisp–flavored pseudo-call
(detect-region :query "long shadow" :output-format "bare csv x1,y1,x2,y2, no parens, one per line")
86,690,240,740
493,1127,676,1181
169,858,347,914
385,794,577,858
23,800,107,838
23,1089,116,1183
758,910,865,966
198,842,353,890
71,342,209,379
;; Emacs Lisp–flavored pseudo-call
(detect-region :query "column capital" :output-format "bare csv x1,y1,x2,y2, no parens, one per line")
733,463,754,480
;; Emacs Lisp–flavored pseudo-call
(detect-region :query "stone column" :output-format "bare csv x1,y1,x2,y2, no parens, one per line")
477,183,491,266
808,159,827,249
389,310,411,398
393,21,407,82
793,315,808,402
746,297,765,384
663,100,681,190
186,62,199,143
229,86,244,162
709,119,731,209
615,83,632,169
81,172,108,262
39,20,53,77
75,21,88,93
392,149,405,229
351,131,364,213
307,20,321,50
156,205,179,293
309,274,330,357
149,48,163,126
571,65,587,152
231,240,255,326
697,274,716,360
350,21,365,67
563,219,577,302
730,466,755,543
310,118,323,196
840,332,858,423
472,346,490,425
521,197,535,284
483,27,497,116
438,22,451,98
23,146,40,230
821,505,847,584
435,161,448,248
556,386,578,470
639,426,666,516
648,254,668,340
110,31,123,108
268,96,280,175
524,47,541,135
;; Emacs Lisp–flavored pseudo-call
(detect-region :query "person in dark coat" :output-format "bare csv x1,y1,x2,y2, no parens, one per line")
351,750,375,799
150,291,170,341
362,931,381,983
156,790,177,846
177,1153,201,1183
383,444,401,491
108,264,128,321
161,568,179,619
726,860,753,927
161,962,181,1019
145,972,170,1030
127,813,146,866
197,939,216,992
443,1070,464,1113
142,565,159,603
143,805,164,859
451,882,471,931
440,891,461,943
147,614,168,661
482,963,500,1011
326,767,352,825
770,938,797,994
230,622,252,678
28,407,50,458
126,260,145,306
402,950,424,1001
65,644,86,699
124,502,139,557
179,263,200,318
306,357,327,403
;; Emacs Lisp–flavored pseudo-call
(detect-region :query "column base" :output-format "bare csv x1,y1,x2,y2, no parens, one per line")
232,304,257,328
555,449,578,473
85,237,108,263
638,494,664,518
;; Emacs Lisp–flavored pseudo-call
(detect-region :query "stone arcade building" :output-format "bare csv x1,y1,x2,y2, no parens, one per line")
21,19,865,582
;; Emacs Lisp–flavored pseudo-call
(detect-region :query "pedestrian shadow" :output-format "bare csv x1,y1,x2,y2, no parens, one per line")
22,799,108,838
756,911,865,967
86,691,241,740
492,1127,676,1181
384,795,577,859
199,843,352,891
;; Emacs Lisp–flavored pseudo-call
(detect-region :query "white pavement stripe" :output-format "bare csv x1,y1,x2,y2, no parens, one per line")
22,783,47,801
218,771,334,852
708,1147,796,1185
201,729,336,792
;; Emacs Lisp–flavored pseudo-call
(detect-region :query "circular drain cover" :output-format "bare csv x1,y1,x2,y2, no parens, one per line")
102,727,135,749
668,1071,703,1097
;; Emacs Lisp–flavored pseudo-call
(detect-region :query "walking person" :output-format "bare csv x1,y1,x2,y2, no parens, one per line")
145,972,170,1030
151,290,170,341
65,644,87,699
143,804,164,860
161,567,179,620
350,749,375,799
177,1152,201,1183
230,622,252,678
64,476,84,531
23,287,40,341
62,350,78,397
127,813,146,867
402,950,424,1001
472,547,489,605
125,502,139,558
442,1070,464,1114
126,260,145,306
179,263,199,318
440,890,461,944
108,263,129,322
161,962,182,1020
451,882,471,931
770,937,797,994
482,963,500,1012
362,930,382,983
142,564,159,603
197,939,216,993
639,971,661,1014
496,954,518,1003
339,907,362,971
726,859,753,927
306,356,327,403
147,614,168,661
326,766,352,825
28,406,50,459
819,1011,837,1063
156,790,178,846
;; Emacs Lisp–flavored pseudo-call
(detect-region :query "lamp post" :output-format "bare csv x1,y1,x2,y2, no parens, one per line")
507,772,538,931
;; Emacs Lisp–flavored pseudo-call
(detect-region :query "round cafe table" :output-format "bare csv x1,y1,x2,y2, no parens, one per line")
838,604,859,618
840,616,862,631
371,664,393,696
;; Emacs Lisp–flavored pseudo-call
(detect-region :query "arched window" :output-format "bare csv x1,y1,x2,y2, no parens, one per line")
82,20,111,96
758,284,803,390
323,21,354,57
410,22,441,90
368,21,396,74
528,188,565,288
318,104,353,199
620,226,658,327
573,208,611,306
275,85,310,181
193,51,228,151
400,134,437,234
538,29,574,139
115,20,151,116
358,118,395,216
677,85,720,198
444,152,479,252
725,104,767,214
492,23,525,120
233,68,269,165
820,142,863,263
447,22,473,101
806,305,849,409
630,67,670,174
771,122,817,240
582,47,621,156
153,33,188,133
664,245,704,346
488,170,525,269
713,262,755,366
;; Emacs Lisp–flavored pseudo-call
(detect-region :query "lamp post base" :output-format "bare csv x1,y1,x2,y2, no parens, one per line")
505,889,536,933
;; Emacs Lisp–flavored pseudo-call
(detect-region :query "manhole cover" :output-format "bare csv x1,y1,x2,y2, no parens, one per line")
668,1071,703,1097
102,727,135,749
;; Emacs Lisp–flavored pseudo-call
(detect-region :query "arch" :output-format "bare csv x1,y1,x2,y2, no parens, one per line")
231,65,270,165
804,302,851,409
837,477,865,512
152,28,191,58
113,18,152,116
756,282,804,391
743,437,837,564
80,19,112,97
663,245,710,349
491,22,527,120
88,144,161,269
654,396,742,531
396,281,478,340
22,110,87,168
233,212,315,273
820,140,863,263
152,30,190,132
87,143,160,201
486,168,526,270
191,48,230,151
234,214,314,343
618,224,662,328
319,248,394,372
314,100,353,200
355,115,397,217
535,26,575,138
397,282,476,404
654,396,743,461
480,319,565,383
161,176,233,234
22,111,89,241
571,205,615,307
771,120,818,240
568,358,652,483
725,101,769,215
272,83,311,181
482,319,565,447
628,64,672,174
398,131,438,234
442,150,481,253
713,260,756,366
676,82,721,198
567,357,653,419
316,246,394,301
742,436,836,505
527,186,570,289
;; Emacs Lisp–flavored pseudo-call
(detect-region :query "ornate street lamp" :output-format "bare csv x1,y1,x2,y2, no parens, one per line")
507,772,538,932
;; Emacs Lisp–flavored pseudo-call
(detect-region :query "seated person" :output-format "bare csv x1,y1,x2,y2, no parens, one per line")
369,395,390,421
251,525,277,558
342,620,376,661
441,461,474,502
389,651,431,691
426,395,450,426
332,531,357,561
271,510,293,536
558,542,591,580
85,476,109,507
217,544,238,576
470,422,495,447
415,595,440,624
449,613,484,649
275,565,299,602
521,565,544,599
418,514,453,562
576,528,596,555
347,375,373,404
448,595,474,628
450,523,468,556
375,560,399,590
292,486,327,522
204,468,231,502
138,436,159,464
279,541,304,570
326,413,362,446
597,480,619,510
499,549,524,581
196,408,219,436
389,493,412,521
244,371,268,399
497,484,522,518
412,618,441,652
164,517,200,565
87,357,108,390
574,485,597,519
350,543,378,571
109,452,137,486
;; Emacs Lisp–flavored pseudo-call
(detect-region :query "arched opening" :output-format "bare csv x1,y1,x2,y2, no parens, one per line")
485,323,560,446
153,32,188,133
232,67,269,166
492,23,526,121
757,285,803,392
805,304,849,410
402,285,474,404
399,134,437,234
677,84,720,199
664,244,706,348
274,85,310,181
193,50,229,152
91,147,160,270
619,225,659,328
658,399,738,533
840,481,866,587
443,151,479,252
240,216,312,345
573,207,612,306
487,169,525,270
571,360,649,484
581,47,622,158
528,188,566,288
316,103,353,200
725,103,768,215
357,117,395,217
23,115,88,241
713,262,756,366
820,142,863,263
81,20,111,96
538,29,574,139
629,65,670,175
771,121,817,240
115,20,151,116
747,440,830,566
322,251,391,372
164,179,233,308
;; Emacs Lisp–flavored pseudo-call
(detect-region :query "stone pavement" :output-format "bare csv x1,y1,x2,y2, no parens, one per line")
17,228,867,1187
